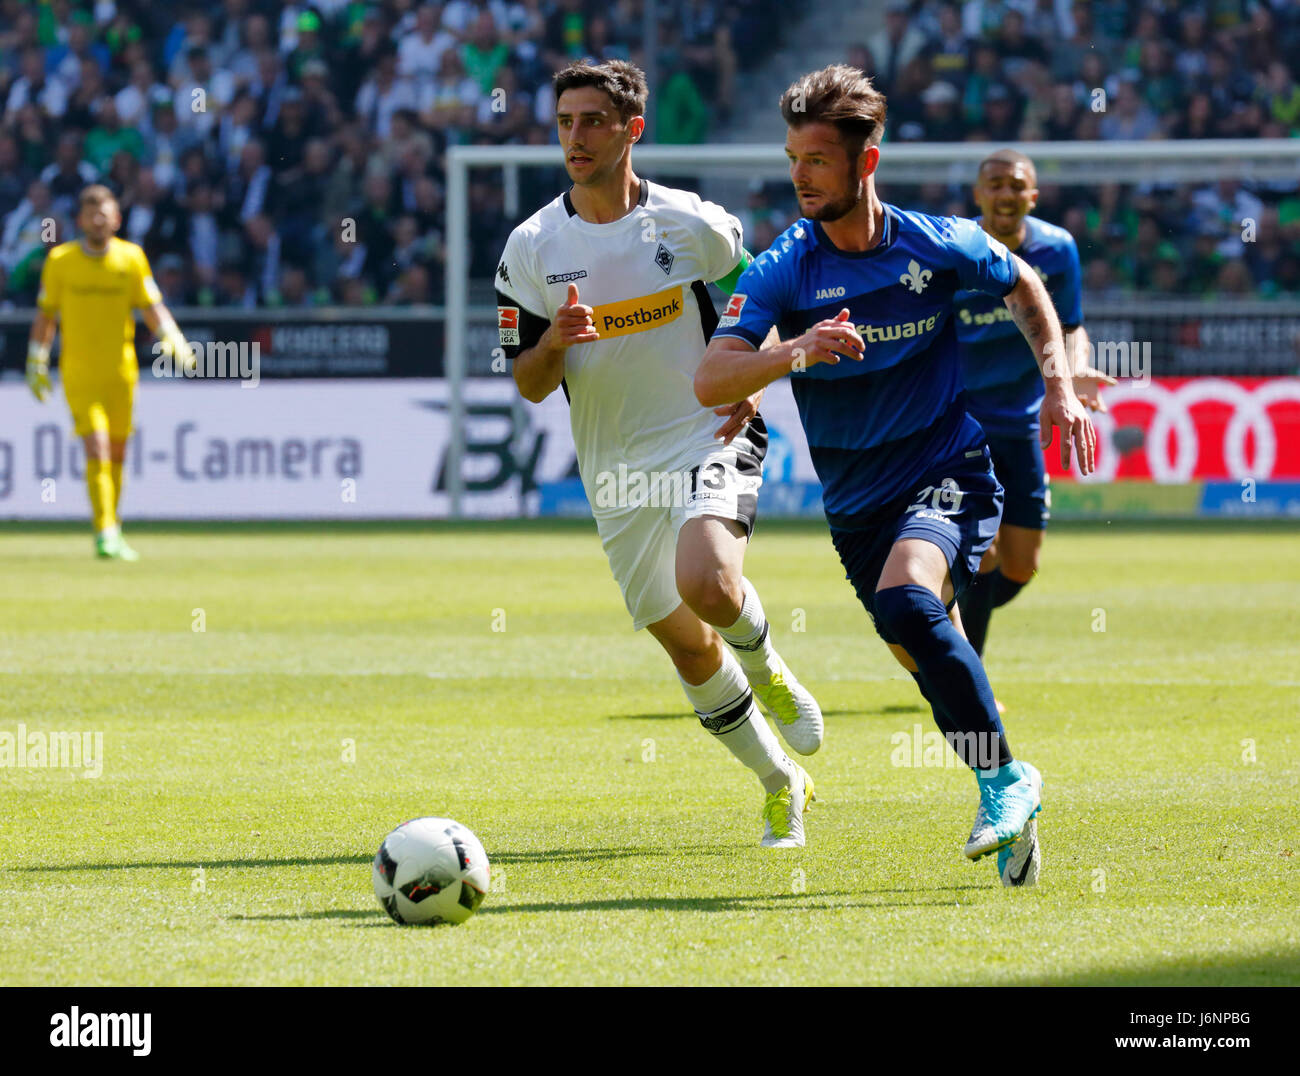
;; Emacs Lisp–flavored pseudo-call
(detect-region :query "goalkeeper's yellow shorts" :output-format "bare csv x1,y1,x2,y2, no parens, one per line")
64,376,136,439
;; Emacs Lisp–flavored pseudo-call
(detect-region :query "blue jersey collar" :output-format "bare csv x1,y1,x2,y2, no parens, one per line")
811,202,897,260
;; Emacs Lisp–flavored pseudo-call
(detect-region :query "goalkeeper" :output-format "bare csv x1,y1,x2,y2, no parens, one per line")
26,185,192,560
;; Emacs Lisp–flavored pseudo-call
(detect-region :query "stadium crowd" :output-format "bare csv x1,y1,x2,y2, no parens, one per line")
839,0,1300,299
0,0,786,308
0,0,1296,308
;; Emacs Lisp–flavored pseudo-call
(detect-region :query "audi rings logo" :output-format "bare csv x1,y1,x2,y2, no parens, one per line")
1080,378,1300,483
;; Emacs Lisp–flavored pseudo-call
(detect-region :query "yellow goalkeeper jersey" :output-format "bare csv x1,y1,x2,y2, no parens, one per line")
36,237,162,384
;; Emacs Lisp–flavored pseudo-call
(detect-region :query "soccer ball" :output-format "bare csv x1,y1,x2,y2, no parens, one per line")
372,817,490,926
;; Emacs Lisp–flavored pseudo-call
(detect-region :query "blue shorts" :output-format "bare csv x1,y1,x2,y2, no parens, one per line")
987,432,1050,531
828,446,1004,645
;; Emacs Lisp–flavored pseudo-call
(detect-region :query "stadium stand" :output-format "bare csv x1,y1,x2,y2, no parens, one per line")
0,0,1296,310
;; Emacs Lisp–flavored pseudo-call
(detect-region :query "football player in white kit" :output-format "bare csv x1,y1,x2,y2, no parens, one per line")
495,60,822,847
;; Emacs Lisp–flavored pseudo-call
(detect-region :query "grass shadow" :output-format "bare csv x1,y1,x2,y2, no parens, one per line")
228,910,377,922
608,709,869,721
15,854,373,872
18,847,737,873
478,887,984,914
236,885,994,923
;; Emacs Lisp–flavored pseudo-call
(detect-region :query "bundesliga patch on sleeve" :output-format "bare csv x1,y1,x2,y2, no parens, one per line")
498,306,520,346
718,293,746,328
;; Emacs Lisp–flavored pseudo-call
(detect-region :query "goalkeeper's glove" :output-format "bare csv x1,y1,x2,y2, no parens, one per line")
26,341,52,401
161,322,196,373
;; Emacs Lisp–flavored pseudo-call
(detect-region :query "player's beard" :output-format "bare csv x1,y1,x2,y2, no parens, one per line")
804,167,866,222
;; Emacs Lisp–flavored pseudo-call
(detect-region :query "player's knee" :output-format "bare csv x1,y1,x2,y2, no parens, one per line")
661,634,721,680
1000,553,1038,584
676,569,740,625
979,544,999,572
874,585,948,652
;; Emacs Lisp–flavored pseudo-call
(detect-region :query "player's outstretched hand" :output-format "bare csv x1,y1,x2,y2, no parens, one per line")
713,389,763,445
168,331,197,373
551,282,600,347
791,308,864,370
1040,389,1097,474
26,349,51,402
1073,364,1116,412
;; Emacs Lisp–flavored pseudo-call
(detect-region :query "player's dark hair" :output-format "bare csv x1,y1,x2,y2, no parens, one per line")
780,65,887,158
78,184,116,211
553,60,648,123
978,148,1037,183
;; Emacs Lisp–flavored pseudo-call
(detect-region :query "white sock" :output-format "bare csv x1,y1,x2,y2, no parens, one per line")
716,577,779,680
679,652,791,794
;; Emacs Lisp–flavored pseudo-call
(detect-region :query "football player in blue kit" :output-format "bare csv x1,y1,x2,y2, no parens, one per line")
953,149,1113,664
695,66,1097,885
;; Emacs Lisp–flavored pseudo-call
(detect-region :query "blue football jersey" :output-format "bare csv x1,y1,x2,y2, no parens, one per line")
713,204,1020,524
953,215,1082,438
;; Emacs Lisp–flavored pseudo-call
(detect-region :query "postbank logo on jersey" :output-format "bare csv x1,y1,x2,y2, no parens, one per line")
718,293,746,328
498,305,520,346
591,286,683,340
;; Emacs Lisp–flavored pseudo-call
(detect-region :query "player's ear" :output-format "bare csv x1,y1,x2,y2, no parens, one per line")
628,115,645,143
860,145,880,180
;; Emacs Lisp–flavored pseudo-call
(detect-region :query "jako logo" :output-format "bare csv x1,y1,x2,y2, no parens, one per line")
814,286,846,300
50,1008,151,1056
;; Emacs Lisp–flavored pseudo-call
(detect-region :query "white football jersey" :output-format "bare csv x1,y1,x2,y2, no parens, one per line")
495,181,745,513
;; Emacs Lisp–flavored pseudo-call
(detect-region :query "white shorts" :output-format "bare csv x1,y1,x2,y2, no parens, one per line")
596,419,767,631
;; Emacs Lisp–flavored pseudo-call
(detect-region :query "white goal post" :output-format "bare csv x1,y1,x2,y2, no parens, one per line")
443,139,1300,516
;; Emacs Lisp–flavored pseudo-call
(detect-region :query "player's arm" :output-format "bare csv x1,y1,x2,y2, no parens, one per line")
696,310,863,407
707,325,781,445
1002,256,1095,472
713,249,752,295
704,248,768,442
508,283,596,403
27,255,63,401
1056,235,1111,412
26,309,56,401
141,301,195,370
1066,324,1115,412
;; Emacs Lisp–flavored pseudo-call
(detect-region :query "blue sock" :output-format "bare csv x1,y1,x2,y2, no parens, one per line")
990,569,1026,609
907,669,959,738
956,570,996,657
875,584,1012,770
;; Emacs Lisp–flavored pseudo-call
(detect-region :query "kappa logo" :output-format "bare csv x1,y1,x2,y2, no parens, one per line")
498,306,520,347
718,293,747,327
496,261,510,285
900,259,932,294
815,285,846,301
654,242,675,275
546,269,588,285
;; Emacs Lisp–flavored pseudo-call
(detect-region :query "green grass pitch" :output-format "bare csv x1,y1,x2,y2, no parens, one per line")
1,520,1297,986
